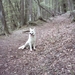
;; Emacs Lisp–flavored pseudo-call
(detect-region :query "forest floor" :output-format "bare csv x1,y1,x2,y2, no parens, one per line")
0,13,75,75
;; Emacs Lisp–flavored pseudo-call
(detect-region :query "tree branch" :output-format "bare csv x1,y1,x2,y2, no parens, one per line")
34,0,54,16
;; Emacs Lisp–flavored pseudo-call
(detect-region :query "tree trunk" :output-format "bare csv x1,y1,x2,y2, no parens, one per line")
67,0,74,11
61,0,67,13
20,0,24,26
24,0,28,25
54,0,59,15
0,0,10,35
8,0,20,29
28,0,32,21
8,0,17,30
37,2,41,17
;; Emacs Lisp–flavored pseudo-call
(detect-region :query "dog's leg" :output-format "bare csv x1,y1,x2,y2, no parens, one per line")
29,43,32,51
23,41,29,49
33,43,36,50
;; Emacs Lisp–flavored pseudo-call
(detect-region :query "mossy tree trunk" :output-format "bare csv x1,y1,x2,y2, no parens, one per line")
0,0,10,35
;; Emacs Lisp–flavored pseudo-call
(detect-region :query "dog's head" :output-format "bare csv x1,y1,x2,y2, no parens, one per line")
29,28,35,36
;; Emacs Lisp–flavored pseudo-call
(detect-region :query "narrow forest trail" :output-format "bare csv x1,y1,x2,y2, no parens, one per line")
0,13,75,75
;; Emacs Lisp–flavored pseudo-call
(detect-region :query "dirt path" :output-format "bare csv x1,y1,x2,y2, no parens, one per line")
0,13,75,75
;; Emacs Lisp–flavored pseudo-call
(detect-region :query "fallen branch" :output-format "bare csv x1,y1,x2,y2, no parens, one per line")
38,16,47,22
28,21,37,25
22,30,29,33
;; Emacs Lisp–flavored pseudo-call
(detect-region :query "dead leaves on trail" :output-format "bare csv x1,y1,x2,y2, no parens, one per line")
0,13,75,75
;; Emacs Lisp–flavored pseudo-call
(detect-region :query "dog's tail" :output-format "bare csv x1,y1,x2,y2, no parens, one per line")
18,45,25,49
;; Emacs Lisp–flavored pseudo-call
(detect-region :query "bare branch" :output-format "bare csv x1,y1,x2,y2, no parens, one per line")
34,0,54,16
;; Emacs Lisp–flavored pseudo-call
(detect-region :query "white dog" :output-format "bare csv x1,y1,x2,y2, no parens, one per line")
18,28,36,51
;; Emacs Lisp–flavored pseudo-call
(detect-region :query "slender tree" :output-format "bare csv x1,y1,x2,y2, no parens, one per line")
67,0,74,11
0,0,10,35
28,0,32,21
20,0,24,26
8,0,17,30
24,0,28,24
